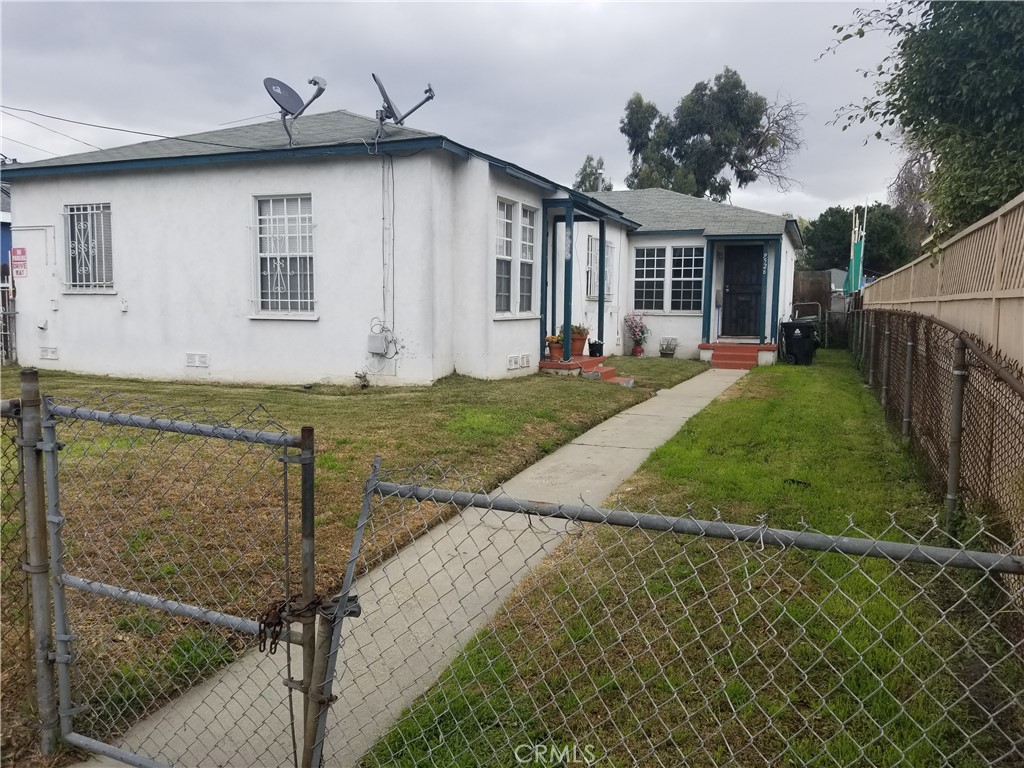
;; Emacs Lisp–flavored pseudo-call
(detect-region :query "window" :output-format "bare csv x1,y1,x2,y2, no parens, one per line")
671,246,704,311
586,236,615,299
519,207,535,312
633,247,665,310
633,245,704,312
256,195,315,313
64,203,113,290
495,199,536,315
496,200,514,312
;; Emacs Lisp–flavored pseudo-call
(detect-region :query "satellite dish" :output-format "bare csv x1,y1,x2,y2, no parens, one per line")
372,73,435,139
262,75,328,146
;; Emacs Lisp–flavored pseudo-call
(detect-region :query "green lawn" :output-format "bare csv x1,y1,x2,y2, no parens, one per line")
0,362,710,763
360,351,1024,767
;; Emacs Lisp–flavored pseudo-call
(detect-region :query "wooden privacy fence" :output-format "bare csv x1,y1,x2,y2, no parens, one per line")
863,191,1024,367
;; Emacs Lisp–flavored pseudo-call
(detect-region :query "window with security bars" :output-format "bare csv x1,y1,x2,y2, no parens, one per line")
64,203,113,290
256,195,315,313
671,246,704,311
587,236,615,299
519,207,535,312
634,247,665,310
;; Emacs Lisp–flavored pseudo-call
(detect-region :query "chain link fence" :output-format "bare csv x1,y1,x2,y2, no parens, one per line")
314,466,1024,768
851,309,1024,549
1,400,34,761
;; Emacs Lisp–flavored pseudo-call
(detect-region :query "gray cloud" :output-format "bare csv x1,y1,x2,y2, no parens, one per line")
2,1,901,219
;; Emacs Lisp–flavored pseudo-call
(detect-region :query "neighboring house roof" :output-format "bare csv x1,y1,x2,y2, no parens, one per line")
4,110,439,171
591,188,803,246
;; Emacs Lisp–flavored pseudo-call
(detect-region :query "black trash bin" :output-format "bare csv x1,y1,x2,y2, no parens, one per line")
588,339,604,357
781,319,819,365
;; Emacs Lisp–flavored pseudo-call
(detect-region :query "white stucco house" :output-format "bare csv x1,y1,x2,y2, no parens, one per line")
3,110,801,385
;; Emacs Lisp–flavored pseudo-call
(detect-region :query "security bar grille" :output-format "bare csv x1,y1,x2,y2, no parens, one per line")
257,196,315,313
64,204,113,291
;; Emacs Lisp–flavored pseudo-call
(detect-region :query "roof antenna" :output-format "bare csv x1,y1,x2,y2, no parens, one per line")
372,73,435,140
263,76,327,147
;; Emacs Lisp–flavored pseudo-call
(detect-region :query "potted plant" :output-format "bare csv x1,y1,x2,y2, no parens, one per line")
623,312,650,356
546,333,564,360
570,323,589,356
659,337,678,358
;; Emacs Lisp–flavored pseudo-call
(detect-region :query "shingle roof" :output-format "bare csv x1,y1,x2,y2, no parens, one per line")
5,110,440,171
591,188,801,244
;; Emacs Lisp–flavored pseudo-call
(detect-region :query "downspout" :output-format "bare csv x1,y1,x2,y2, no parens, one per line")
702,239,715,343
562,205,574,361
759,241,769,344
540,211,549,360
770,237,783,343
598,219,606,348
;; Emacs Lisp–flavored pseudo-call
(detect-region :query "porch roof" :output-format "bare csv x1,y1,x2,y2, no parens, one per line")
591,188,803,246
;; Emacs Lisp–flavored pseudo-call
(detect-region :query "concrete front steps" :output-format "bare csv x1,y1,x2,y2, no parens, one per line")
538,355,634,387
698,342,778,370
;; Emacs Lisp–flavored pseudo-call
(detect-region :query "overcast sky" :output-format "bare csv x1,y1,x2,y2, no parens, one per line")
1,1,902,221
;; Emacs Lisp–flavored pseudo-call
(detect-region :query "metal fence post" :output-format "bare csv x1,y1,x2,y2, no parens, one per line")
299,426,316,729
945,337,968,532
19,369,58,753
902,319,915,444
880,315,891,408
867,313,876,386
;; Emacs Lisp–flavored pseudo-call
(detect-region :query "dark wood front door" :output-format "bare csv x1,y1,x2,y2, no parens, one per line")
721,245,763,337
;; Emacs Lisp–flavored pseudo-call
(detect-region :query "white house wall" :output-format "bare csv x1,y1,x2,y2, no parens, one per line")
12,152,455,385
571,220,629,354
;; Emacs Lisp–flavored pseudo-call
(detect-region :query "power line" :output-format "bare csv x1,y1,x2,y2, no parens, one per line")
1,109,103,150
0,105,263,152
0,135,60,156
218,111,277,126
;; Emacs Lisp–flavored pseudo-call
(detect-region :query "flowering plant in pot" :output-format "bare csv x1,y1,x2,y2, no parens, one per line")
546,333,564,360
569,323,590,356
623,312,650,356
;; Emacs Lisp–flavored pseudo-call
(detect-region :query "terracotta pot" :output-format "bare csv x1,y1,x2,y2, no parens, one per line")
631,343,645,357
548,342,564,360
570,332,588,356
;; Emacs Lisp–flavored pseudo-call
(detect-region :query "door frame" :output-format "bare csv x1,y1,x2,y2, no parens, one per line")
720,244,763,338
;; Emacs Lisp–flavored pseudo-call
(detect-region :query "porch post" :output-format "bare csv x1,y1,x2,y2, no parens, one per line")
770,237,783,343
702,239,715,343
551,220,558,336
598,218,606,347
540,211,549,360
758,241,769,344
562,205,574,361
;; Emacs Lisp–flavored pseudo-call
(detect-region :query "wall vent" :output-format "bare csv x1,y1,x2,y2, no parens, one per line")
185,352,210,368
507,354,520,371
520,353,532,369
39,347,60,360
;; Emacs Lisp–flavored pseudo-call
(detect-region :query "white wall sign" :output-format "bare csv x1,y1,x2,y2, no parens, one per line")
11,247,27,278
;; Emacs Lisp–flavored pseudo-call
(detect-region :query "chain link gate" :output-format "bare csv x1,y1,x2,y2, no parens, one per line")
6,369,367,768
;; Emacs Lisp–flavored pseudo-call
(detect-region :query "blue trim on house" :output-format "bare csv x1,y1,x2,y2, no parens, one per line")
759,242,769,344
598,219,606,345
770,237,783,343
701,233,786,241
562,205,574,361
630,229,706,237
702,239,715,343
551,219,558,336
1,137,451,178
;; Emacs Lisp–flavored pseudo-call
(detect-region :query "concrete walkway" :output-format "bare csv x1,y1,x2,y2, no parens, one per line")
85,367,746,767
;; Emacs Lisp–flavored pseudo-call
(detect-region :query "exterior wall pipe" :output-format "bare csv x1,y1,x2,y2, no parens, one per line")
540,212,549,359
598,218,606,347
20,369,58,753
562,205,574,361
880,315,891,409
945,337,968,532
373,482,1024,575
902,322,914,444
